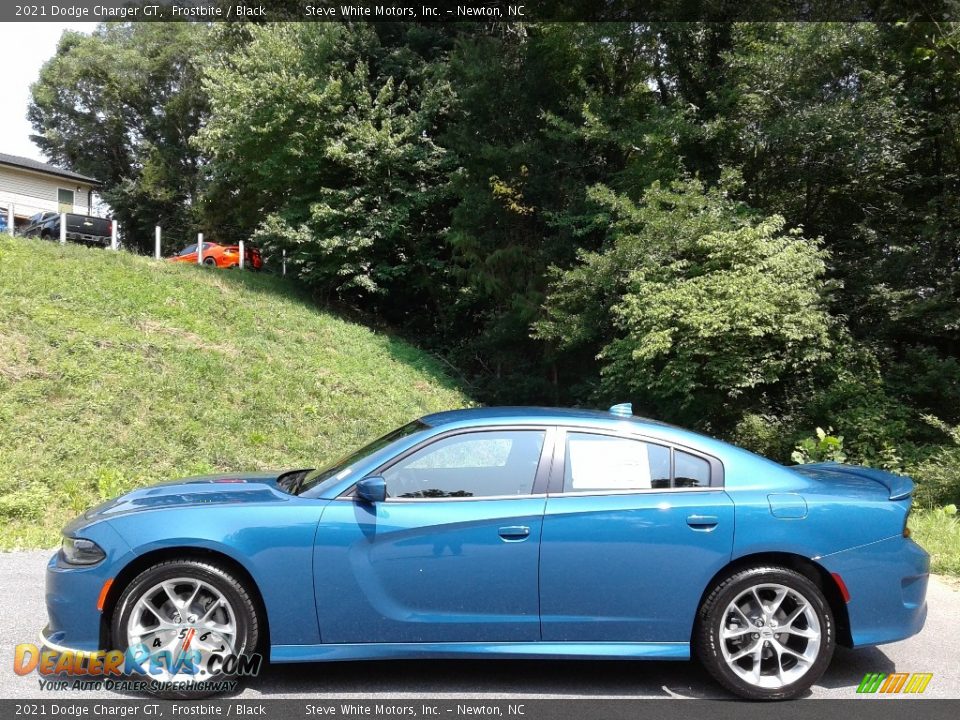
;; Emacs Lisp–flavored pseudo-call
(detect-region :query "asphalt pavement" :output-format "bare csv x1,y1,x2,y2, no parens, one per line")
1,549,956,700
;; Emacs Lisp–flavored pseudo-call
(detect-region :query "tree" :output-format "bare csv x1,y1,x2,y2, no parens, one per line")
439,23,682,401
536,177,834,431
29,23,211,252
197,23,458,326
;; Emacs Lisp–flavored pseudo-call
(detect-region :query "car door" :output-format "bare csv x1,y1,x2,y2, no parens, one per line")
313,426,552,644
175,243,198,262
539,428,734,643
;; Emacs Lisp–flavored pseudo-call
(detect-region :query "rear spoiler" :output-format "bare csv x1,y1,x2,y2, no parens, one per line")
798,462,914,500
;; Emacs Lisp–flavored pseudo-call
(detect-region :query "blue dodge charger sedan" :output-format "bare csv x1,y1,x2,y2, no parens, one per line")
44,405,928,700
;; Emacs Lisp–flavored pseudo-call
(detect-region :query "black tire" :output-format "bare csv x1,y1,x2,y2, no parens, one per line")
203,257,217,267
695,566,835,700
111,559,260,699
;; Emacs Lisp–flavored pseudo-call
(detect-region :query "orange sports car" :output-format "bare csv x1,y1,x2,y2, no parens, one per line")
170,242,263,270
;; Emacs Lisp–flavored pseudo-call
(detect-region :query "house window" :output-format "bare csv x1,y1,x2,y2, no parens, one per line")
57,188,75,213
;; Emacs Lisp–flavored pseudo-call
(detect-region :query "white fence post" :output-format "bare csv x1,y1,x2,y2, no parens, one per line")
239,239,245,269
282,249,287,276
197,232,204,264
60,213,67,244
155,226,161,260
6,205,13,236
110,220,118,251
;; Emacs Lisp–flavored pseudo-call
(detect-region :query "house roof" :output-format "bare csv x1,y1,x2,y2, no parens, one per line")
0,152,100,185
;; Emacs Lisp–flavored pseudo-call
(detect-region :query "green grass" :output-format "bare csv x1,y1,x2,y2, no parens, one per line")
910,506,960,577
0,236,471,549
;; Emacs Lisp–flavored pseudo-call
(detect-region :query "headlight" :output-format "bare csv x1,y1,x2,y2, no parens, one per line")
60,536,106,565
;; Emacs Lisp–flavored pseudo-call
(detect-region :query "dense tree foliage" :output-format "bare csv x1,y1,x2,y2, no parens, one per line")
28,21,960,501
535,178,834,431
29,23,211,253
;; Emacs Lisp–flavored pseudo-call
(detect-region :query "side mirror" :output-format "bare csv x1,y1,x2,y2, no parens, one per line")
356,476,387,504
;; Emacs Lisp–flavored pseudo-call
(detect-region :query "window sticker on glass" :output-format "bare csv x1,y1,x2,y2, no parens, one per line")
566,434,651,490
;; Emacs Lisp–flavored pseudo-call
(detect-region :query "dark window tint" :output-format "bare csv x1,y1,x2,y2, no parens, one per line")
382,430,545,499
674,451,711,488
178,244,197,256
563,433,671,492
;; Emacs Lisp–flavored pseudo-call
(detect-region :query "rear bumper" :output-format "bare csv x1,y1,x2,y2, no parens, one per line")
66,232,110,245
819,535,929,647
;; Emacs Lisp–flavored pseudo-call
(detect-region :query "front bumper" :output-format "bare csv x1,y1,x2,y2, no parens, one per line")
44,520,131,654
819,535,929,647
44,550,111,653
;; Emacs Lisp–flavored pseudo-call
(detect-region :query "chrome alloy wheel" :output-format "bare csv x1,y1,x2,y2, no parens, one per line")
719,582,822,689
125,577,238,681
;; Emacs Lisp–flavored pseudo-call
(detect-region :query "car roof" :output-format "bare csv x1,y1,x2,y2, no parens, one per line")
420,406,674,430
415,406,780,477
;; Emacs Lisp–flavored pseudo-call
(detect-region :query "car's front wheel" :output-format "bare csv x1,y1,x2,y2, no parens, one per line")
695,566,835,700
111,559,260,699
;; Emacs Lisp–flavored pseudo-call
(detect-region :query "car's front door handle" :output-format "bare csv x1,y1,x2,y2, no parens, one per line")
498,525,531,541
686,514,719,529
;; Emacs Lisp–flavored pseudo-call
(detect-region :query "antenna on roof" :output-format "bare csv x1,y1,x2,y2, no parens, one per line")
608,402,633,418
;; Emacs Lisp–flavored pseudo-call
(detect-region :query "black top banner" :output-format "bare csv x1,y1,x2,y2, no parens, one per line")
4,0,960,23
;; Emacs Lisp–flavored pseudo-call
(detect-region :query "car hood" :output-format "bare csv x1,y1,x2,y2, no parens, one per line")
77,472,288,523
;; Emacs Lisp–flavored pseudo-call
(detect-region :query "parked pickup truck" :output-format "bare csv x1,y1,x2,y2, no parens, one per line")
22,211,113,246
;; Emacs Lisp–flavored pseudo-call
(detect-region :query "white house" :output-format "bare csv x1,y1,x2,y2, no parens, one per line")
0,152,100,232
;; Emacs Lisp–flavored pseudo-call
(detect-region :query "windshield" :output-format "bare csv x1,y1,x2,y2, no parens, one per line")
296,420,428,495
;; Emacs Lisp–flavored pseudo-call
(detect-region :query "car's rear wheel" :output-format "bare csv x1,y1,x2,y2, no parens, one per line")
695,566,835,700
203,257,217,267
111,559,259,699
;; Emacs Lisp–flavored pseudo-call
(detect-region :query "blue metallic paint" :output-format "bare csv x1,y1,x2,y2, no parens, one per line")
42,407,928,668
271,641,690,663
314,497,546,643
540,490,734,642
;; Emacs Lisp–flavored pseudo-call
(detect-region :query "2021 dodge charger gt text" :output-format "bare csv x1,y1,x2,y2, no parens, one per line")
43,405,929,700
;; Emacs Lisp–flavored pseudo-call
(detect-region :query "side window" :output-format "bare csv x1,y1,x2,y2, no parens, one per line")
382,430,545,499
563,433,671,492
178,244,197,256
58,188,74,213
674,450,711,488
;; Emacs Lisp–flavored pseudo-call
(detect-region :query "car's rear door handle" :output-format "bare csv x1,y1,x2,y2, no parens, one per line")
686,514,719,529
498,525,531,541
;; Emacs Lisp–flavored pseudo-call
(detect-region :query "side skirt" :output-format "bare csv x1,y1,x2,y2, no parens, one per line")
270,642,690,663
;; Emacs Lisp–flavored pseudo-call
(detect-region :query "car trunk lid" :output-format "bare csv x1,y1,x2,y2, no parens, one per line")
791,462,913,500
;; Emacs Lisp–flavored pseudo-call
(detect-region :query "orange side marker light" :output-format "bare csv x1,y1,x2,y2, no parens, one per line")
96,579,114,612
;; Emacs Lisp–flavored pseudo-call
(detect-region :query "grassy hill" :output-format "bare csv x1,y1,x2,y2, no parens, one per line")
0,236,471,549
